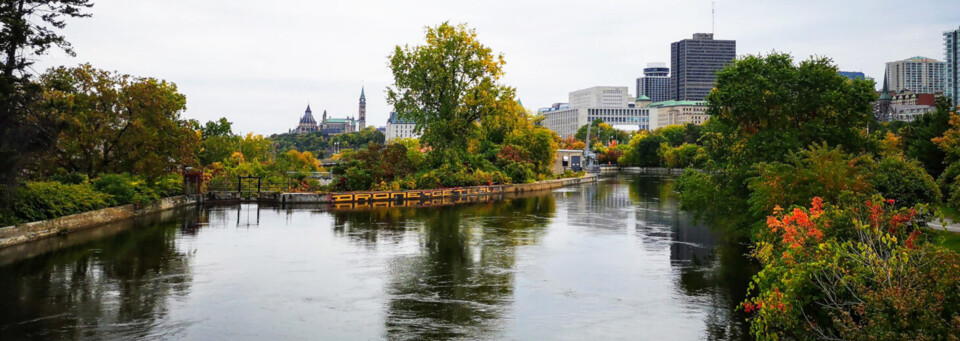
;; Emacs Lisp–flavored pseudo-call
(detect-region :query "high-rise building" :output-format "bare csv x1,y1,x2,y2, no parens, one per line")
946,26,960,106
636,63,670,103
358,87,367,130
670,33,736,101
884,56,945,94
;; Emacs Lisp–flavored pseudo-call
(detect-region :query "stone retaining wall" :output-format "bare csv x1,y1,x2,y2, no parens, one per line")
0,195,199,249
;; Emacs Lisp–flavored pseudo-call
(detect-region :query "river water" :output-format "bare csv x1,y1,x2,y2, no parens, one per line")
0,175,755,340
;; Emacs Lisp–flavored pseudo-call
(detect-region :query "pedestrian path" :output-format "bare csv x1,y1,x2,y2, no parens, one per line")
928,221,960,233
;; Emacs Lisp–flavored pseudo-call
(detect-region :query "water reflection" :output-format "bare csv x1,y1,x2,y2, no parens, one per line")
328,196,554,340
0,210,197,340
0,175,755,340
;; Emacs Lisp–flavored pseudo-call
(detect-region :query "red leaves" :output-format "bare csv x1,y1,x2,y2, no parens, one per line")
905,230,921,249
766,197,826,251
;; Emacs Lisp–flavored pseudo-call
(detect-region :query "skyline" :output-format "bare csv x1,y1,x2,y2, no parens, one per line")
32,0,960,135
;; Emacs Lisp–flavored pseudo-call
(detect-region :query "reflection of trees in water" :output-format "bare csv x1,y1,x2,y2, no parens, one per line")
625,175,755,341
330,196,554,340
331,207,421,248
0,216,195,340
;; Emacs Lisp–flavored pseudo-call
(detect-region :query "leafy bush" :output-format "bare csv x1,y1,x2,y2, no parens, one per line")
659,143,708,168
2,181,113,225
416,172,441,190
502,161,535,184
51,173,89,185
151,174,184,197
748,144,876,216
870,154,941,207
675,169,721,212
92,174,160,206
744,194,960,340
938,161,960,204
619,133,664,167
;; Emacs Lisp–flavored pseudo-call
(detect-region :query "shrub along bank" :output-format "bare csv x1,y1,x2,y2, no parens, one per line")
0,173,183,226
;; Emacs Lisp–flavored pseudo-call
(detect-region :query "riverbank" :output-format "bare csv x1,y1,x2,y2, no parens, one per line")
0,195,199,249
0,174,599,249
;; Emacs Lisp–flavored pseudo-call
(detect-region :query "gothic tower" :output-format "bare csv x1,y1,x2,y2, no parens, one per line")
358,86,367,130
876,76,893,122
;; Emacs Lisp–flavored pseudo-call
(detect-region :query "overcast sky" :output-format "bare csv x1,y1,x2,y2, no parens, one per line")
34,0,959,135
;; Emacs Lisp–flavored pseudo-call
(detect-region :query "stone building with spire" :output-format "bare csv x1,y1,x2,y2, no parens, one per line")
293,104,319,133
291,87,369,135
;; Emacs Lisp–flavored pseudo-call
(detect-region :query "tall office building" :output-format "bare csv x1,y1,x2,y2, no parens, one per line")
947,26,960,106
884,56,945,94
670,33,736,101
636,63,671,103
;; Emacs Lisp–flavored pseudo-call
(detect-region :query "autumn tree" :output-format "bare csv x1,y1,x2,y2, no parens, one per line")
0,0,93,203
387,22,517,166
193,118,240,166
38,64,199,179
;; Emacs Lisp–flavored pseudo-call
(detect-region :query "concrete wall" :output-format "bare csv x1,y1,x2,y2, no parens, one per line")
206,175,599,204
620,167,685,175
0,195,199,249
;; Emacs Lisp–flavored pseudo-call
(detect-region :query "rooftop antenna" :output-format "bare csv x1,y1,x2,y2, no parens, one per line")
712,1,716,35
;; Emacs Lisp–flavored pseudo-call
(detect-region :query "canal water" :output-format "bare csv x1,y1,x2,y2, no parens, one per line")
0,175,755,340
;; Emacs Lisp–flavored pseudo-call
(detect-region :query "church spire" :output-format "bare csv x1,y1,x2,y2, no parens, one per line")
358,86,367,130
879,75,892,100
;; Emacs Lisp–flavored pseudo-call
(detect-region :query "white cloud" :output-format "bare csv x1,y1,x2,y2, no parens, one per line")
34,0,960,135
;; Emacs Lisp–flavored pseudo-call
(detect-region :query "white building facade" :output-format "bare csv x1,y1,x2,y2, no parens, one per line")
885,56,946,94
541,86,650,137
385,112,419,143
647,100,709,130
891,104,937,122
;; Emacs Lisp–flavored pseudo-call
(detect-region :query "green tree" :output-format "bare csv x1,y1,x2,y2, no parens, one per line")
387,22,517,166
0,0,93,203
193,118,240,166
574,119,630,147
903,96,956,178
618,132,664,167
706,53,875,168
38,64,199,179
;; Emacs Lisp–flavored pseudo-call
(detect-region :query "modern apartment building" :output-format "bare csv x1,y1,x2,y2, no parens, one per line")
636,63,671,103
670,33,736,101
541,86,651,137
947,26,960,106
884,56,945,94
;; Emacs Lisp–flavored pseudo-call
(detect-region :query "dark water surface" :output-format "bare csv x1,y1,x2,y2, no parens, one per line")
0,175,755,340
